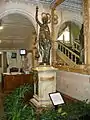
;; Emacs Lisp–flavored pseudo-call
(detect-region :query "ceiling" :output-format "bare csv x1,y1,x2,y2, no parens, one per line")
34,0,83,12
0,0,83,50
59,0,82,12
0,13,35,50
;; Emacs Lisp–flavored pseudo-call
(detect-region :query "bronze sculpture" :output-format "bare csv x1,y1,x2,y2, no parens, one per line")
35,6,52,65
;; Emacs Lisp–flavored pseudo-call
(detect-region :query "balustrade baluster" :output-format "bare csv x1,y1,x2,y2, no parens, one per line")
75,43,76,49
62,46,64,53
67,50,69,57
75,56,77,63
76,44,77,49
57,41,80,65
65,48,66,55
60,44,61,50
71,54,73,61
61,45,62,51
69,52,71,59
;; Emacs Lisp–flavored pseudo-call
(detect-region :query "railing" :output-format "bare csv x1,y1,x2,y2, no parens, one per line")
57,41,80,64
73,40,80,53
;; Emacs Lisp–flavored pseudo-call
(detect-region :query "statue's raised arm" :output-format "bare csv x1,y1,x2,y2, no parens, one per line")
35,6,41,26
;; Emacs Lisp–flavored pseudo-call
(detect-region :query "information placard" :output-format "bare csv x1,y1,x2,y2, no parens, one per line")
49,92,64,106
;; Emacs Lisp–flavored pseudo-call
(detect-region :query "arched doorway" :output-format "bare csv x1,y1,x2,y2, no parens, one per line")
57,21,80,46
0,13,36,73
56,21,83,66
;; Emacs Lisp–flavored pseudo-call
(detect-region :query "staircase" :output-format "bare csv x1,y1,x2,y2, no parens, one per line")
56,41,81,67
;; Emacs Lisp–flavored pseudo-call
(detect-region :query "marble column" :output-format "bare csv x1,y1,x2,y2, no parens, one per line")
83,0,90,65
51,8,58,65
32,33,39,68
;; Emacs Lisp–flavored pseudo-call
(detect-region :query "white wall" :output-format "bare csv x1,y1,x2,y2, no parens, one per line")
6,50,33,73
55,8,83,39
7,50,22,72
56,70,90,102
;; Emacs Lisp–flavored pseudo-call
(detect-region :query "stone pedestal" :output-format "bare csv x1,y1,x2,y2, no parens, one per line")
30,66,57,107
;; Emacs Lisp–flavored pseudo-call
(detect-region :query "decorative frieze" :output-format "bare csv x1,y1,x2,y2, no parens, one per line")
4,0,38,5
40,76,54,81
4,0,52,5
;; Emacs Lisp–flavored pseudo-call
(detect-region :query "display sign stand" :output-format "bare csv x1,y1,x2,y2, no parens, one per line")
49,92,64,110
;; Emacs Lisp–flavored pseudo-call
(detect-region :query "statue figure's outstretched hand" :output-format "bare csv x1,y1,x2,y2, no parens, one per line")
36,6,38,10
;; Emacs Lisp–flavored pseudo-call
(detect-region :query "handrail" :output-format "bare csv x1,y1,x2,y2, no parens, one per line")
73,40,80,53
57,41,80,58
74,41,80,46
57,50,78,67
56,41,80,65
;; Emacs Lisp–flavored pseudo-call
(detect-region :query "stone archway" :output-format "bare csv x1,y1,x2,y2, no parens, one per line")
0,1,38,50
0,1,45,31
57,21,81,42
0,9,36,31
0,1,39,69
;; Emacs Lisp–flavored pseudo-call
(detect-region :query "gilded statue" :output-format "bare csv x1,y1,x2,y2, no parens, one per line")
35,6,52,65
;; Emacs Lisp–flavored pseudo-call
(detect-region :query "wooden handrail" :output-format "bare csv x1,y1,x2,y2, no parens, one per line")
57,41,80,58
73,41,80,53
74,41,80,46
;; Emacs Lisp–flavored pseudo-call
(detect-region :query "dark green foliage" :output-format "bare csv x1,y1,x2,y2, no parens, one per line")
39,108,58,120
4,84,90,120
40,100,90,120
4,84,36,120
59,100,90,120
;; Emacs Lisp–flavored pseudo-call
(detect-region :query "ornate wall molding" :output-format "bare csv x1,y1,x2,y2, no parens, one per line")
56,10,82,42
0,1,49,32
0,1,42,31
4,0,38,5
83,0,89,64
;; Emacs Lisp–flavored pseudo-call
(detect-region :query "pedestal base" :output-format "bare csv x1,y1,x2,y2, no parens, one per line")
31,66,57,108
30,95,52,108
30,98,41,108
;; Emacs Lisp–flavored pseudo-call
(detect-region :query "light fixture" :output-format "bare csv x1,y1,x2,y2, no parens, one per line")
0,40,2,43
0,51,2,54
0,19,3,30
0,26,3,30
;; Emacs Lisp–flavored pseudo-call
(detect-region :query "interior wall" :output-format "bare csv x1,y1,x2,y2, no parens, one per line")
6,50,32,73
56,70,90,102
56,9,83,39
7,50,21,73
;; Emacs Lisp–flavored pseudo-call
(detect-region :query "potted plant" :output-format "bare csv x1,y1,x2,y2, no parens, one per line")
4,84,36,120
4,84,90,120
40,100,90,120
